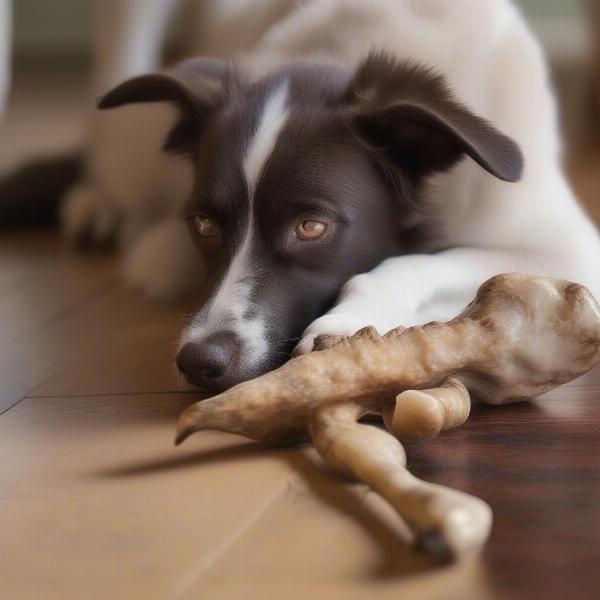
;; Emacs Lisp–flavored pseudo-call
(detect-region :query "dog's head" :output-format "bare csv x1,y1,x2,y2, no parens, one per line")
99,53,522,392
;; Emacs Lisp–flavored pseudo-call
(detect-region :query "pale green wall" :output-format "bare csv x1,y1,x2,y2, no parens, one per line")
13,1,91,62
519,0,583,19
10,0,588,64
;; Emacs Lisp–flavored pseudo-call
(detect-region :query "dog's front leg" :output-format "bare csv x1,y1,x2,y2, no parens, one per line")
296,246,599,354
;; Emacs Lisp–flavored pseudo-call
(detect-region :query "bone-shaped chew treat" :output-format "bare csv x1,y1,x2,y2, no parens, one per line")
175,273,600,558
316,331,472,442
177,273,600,445
384,378,471,441
310,400,491,558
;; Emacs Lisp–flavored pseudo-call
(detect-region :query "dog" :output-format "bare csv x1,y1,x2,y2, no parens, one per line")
3,0,600,394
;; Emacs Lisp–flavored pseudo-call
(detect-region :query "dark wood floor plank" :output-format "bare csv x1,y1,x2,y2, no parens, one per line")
406,377,600,599
25,284,194,399
0,233,119,412
0,233,116,344
0,233,197,413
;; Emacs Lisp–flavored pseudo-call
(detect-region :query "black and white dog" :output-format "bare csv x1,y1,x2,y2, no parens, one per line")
5,0,600,393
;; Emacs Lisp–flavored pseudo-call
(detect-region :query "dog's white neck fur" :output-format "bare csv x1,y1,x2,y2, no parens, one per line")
243,81,290,197
182,82,291,364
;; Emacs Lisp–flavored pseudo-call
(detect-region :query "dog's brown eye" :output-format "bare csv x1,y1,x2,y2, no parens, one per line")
295,219,328,241
194,215,218,238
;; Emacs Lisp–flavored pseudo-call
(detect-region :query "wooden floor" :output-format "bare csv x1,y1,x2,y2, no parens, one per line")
2,71,600,600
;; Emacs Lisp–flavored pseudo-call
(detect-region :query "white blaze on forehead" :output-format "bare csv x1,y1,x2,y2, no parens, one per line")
180,82,290,365
243,81,290,196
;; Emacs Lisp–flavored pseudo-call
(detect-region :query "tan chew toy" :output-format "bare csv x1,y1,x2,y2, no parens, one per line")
384,378,471,441
310,399,490,558
175,273,600,559
314,331,471,442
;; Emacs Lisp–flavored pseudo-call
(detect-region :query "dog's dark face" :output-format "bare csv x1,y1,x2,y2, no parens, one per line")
100,53,522,392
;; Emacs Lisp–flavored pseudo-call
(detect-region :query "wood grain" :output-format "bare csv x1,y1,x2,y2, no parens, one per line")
0,233,116,412
408,385,600,599
2,373,599,599
0,393,299,600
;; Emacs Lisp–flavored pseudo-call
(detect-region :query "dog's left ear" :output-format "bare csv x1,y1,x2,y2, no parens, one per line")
342,53,523,183
98,58,228,155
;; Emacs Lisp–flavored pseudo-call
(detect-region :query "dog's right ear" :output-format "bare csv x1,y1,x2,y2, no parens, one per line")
342,53,523,183
98,58,227,155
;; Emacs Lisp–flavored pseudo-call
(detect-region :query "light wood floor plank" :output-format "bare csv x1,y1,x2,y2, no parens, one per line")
0,393,299,600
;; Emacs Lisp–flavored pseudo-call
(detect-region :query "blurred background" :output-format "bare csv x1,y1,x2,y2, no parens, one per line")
1,0,600,205
4,1,598,140
9,1,589,64
0,2,598,153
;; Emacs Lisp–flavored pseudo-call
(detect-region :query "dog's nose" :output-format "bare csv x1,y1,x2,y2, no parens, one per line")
176,333,241,392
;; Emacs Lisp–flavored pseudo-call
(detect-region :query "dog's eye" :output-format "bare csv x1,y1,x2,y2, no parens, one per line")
295,219,328,241
194,215,218,238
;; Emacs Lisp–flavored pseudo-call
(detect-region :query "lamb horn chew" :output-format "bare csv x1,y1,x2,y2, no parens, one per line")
176,273,600,445
310,400,492,559
384,378,471,441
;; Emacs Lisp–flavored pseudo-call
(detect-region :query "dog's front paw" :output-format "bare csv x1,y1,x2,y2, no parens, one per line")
294,314,375,355
61,182,120,247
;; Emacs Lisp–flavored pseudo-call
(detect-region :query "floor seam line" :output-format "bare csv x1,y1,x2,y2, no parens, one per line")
0,277,120,415
26,390,203,399
172,476,299,597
